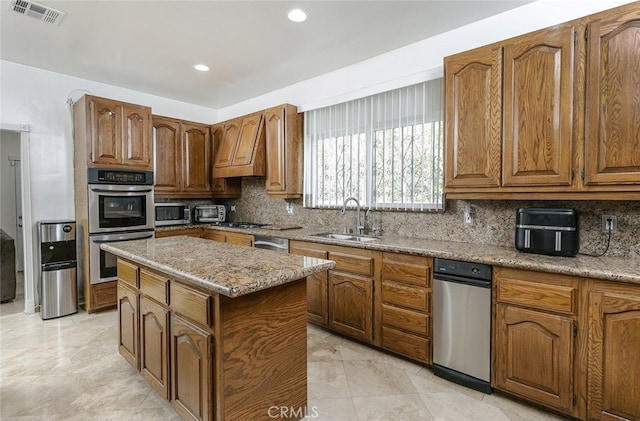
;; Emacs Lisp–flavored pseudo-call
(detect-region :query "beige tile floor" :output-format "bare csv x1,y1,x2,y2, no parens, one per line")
0,301,567,421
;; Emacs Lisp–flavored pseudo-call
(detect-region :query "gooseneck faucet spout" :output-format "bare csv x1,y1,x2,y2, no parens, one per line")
341,197,364,235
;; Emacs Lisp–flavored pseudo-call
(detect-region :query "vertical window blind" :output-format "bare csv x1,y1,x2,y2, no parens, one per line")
303,79,444,211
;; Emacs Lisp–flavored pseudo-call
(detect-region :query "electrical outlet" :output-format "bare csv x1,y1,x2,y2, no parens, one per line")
230,205,236,212
602,215,617,233
286,202,294,215
464,205,474,225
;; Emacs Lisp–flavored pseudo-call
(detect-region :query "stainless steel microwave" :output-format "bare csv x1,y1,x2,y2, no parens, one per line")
194,205,226,223
154,203,190,226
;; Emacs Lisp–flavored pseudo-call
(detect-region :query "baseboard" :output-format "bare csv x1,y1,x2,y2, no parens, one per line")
24,298,36,314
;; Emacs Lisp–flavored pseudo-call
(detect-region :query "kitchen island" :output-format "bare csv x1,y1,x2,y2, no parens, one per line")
101,235,335,421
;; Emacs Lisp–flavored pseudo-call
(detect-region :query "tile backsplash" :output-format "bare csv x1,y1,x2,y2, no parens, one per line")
220,178,640,258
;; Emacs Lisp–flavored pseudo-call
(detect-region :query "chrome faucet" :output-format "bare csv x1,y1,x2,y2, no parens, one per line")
341,197,364,235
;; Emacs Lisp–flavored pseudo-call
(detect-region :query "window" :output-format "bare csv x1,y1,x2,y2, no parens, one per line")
303,79,444,211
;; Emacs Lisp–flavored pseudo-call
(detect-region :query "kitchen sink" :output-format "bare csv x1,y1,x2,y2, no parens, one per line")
311,232,378,242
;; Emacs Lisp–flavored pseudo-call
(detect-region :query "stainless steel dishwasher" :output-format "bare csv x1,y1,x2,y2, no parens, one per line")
253,235,289,253
433,257,492,394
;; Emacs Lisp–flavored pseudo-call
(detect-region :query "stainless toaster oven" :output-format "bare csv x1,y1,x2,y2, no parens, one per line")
194,205,226,223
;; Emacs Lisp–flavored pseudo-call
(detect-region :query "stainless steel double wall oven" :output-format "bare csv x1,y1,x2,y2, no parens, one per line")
87,168,154,284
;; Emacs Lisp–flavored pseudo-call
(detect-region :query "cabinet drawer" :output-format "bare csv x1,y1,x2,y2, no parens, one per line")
382,281,428,312
381,326,429,363
170,282,212,327
329,251,375,277
381,254,431,287
203,229,226,242
117,259,139,288
140,269,168,305
497,277,577,314
290,241,328,260
382,304,429,337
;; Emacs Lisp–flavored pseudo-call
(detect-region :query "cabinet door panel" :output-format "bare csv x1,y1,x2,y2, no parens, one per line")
503,25,575,187
495,304,574,413
265,107,286,193
306,272,328,325
90,98,122,166
329,272,373,342
182,123,211,193
123,105,152,169
588,290,640,421
444,45,502,188
171,315,212,421
232,114,263,167
585,13,640,185
117,282,139,370
211,123,241,198
153,117,182,193
215,119,241,169
140,296,169,399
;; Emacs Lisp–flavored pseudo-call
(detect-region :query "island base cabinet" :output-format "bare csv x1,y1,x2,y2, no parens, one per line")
494,304,575,414
219,280,308,421
171,314,213,421
118,282,139,370
140,296,170,400
587,283,640,421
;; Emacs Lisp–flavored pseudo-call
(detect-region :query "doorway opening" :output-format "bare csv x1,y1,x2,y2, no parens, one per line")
0,126,34,315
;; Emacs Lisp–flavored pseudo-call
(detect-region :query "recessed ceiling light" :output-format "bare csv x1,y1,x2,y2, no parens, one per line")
194,64,210,72
287,8,307,23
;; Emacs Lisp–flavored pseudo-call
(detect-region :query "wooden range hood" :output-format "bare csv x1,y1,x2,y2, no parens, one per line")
212,111,266,178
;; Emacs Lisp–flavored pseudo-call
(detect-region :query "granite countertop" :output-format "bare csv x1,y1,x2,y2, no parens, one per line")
156,224,640,284
101,236,336,297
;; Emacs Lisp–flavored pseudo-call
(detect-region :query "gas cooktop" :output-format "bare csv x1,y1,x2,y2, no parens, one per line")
209,221,265,229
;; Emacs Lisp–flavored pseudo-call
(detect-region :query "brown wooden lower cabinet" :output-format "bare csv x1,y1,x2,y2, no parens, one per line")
379,252,431,364
140,296,170,400
202,228,253,247
329,272,373,342
171,314,212,421
290,240,329,326
91,281,118,312
116,258,307,421
493,268,579,416
494,303,574,412
117,282,139,370
155,228,204,238
587,281,640,421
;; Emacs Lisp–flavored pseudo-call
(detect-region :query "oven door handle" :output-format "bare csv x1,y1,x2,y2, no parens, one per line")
91,232,154,243
89,185,153,193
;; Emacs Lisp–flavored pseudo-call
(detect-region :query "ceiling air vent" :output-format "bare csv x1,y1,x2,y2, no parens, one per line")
10,0,65,25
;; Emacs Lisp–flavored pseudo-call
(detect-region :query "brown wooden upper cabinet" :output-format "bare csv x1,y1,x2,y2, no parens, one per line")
584,6,640,186
153,116,212,198
264,104,304,199
76,95,153,171
213,112,266,178
210,123,241,198
444,3,640,200
444,44,502,189
502,25,575,188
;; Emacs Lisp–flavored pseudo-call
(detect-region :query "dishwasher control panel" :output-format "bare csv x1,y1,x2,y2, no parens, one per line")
433,258,492,281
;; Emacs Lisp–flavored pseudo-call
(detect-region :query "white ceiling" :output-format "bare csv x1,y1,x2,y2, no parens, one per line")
0,0,533,109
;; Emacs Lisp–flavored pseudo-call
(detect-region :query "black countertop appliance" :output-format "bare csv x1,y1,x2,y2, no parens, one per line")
515,208,578,257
